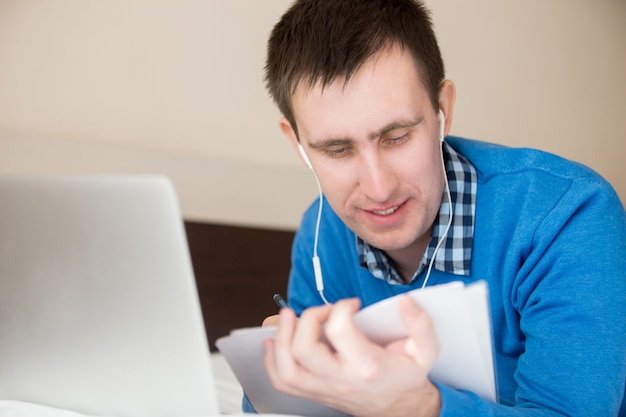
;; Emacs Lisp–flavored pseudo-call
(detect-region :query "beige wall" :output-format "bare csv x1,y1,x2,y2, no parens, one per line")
1,0,624,229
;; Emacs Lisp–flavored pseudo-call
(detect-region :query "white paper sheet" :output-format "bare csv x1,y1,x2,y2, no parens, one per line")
216,281,495,417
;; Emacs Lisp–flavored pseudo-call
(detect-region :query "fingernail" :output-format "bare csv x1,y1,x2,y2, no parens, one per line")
403,295,419,314
405,339,418,356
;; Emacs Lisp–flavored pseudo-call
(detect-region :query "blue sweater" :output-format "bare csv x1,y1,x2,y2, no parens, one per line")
287,137,626,416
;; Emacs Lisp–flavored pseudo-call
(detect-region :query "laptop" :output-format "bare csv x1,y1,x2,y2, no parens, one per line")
0,175,219,417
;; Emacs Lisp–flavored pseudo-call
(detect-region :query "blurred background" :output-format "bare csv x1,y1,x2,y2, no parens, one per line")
1,0,624,230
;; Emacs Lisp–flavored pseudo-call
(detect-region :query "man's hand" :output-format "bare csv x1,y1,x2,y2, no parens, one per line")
262,314,280,327
262,295,442,417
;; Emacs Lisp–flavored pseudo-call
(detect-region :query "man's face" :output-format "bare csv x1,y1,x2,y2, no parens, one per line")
285,46,448,260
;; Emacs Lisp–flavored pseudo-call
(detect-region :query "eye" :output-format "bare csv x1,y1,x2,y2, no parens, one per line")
384,132,410,146
322,146,351,158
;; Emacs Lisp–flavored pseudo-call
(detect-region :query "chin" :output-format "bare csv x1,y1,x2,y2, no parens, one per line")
358,230,421,253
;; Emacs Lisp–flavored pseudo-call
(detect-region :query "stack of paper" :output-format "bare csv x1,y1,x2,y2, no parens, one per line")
216,281,495,416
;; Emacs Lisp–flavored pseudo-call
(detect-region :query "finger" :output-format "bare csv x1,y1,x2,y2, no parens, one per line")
290,304,337,373
268,308,299,379
323,298,363,352
323,298,385,378
399,295,440,370
264,307,318,395
265,305,337,395
262,314,280,327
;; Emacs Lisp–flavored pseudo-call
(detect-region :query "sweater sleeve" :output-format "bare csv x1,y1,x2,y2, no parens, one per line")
438,177,626,416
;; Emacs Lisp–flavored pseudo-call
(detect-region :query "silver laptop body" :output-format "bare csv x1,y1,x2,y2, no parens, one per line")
0,175,219,417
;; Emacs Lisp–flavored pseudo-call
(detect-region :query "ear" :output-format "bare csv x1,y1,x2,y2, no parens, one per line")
279,116,311,169
438,80,456,138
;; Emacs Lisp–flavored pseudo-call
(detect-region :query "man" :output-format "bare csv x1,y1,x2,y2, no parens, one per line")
251,0,626,416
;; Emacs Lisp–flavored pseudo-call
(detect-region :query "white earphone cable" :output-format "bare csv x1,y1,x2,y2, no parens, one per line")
420,141,453,289
310,170,330,304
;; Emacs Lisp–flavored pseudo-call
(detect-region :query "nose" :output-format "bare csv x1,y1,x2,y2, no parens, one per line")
358,151,397,203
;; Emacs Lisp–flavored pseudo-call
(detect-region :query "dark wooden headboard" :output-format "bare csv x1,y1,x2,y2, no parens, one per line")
184,221,294,351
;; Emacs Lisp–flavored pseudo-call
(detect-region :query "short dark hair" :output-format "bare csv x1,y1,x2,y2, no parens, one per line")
265,0,445,137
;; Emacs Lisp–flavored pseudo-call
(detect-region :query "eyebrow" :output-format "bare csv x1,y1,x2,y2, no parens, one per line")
372,116,424,140
308,115,424,149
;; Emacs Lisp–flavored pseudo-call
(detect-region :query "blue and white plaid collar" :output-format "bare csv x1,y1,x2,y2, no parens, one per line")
357,142,477,285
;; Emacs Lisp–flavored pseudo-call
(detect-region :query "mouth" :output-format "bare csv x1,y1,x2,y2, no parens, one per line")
368,200,407,217
371,206,400,216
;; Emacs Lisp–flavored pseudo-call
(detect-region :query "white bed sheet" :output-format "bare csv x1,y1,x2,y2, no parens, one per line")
0,401,303,417
210,352,244,414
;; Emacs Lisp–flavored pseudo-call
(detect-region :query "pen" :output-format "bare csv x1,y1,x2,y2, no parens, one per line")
273,293,288,309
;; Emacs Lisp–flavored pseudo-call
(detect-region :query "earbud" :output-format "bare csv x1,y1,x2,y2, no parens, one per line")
297,143,313,170
438,109,445,143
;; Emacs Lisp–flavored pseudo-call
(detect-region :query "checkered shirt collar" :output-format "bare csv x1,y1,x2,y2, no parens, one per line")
357,142,477,285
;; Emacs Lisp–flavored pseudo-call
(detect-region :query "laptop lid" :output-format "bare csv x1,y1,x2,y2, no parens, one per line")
0,175,219,417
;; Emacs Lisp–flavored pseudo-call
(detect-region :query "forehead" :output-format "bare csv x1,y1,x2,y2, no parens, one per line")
291,46,431,141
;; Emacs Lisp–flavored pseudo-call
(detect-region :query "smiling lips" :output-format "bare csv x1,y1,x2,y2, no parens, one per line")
372,206,400,215
369,199,408,216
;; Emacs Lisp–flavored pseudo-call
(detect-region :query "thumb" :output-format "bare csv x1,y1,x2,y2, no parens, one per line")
399,295,440,370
